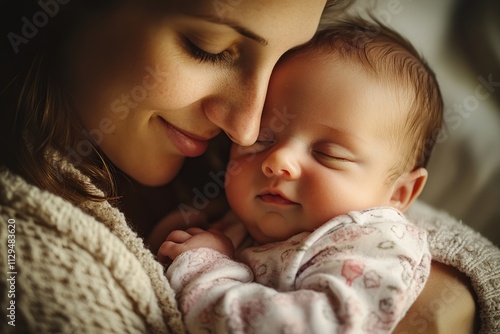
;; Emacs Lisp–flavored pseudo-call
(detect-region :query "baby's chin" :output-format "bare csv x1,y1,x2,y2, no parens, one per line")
246,212,297,244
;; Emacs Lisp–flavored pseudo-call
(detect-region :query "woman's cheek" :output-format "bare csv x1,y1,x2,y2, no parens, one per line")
141,64,213,111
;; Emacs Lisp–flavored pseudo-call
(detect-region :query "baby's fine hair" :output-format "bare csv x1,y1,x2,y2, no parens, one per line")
289,15,444,177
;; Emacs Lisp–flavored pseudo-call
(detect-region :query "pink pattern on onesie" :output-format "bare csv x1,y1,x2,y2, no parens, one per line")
341,259,366,286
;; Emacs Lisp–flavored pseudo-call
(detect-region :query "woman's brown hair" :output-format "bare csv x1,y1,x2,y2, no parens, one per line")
0,1,121,203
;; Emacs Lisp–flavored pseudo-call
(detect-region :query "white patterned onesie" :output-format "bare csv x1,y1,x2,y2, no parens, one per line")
167,207,431,334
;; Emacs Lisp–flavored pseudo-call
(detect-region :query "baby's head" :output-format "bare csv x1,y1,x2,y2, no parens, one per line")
310,16,443,176
226,16,443,244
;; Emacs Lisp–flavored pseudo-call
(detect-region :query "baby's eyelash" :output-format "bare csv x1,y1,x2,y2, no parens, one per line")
184,38,233,65
313,151,350,162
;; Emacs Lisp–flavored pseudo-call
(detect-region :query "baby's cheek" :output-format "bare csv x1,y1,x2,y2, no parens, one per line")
304,194,347,227
225,173,248,218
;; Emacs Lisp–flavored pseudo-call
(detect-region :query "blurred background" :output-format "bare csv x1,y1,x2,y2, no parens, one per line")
351,0,500,245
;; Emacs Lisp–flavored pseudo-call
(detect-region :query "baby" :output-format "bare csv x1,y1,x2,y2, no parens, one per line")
159,16,443,334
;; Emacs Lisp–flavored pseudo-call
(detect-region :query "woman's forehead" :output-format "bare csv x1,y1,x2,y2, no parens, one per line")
164,0,326,45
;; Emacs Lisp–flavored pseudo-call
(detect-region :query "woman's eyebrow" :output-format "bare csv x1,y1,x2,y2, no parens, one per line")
192,13,268,46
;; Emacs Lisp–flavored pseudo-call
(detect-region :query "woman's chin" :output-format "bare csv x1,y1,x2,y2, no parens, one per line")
123,158,185,187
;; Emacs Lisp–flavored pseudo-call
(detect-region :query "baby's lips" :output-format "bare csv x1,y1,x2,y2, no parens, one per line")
258,193,298,205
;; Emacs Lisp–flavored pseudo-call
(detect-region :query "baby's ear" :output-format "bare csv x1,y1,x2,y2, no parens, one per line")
390,167,428,212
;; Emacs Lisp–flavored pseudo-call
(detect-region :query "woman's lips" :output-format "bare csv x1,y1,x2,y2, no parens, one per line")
158,117,210,157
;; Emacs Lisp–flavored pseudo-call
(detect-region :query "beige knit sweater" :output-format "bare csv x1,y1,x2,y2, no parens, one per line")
0,158,185,333
0,157,499,333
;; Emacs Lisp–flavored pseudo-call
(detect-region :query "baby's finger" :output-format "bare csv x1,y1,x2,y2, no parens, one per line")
166,230,193,243
157,240,178,263
185,227,206,235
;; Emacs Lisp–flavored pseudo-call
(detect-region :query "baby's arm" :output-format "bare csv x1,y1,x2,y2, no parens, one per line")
165,207,431,334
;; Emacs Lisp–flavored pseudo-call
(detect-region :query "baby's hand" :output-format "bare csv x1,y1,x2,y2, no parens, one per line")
157,227,235,264
147,211,208,254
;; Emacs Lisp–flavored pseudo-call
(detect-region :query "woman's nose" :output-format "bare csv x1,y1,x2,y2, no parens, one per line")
261,145,301,180
204,68,271,146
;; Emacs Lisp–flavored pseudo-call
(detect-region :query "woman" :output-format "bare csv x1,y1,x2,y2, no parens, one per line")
0,1,497,333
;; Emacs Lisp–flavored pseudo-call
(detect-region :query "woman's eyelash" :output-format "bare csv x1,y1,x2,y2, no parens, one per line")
184,38,233,65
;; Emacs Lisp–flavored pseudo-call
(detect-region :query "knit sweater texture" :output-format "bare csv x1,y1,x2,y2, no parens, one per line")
0,157,184,333
0,157,499,333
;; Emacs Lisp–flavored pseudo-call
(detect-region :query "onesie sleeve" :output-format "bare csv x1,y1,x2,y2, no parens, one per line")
167,207,431,334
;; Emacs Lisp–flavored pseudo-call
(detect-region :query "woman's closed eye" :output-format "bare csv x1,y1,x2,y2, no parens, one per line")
183,37,237,65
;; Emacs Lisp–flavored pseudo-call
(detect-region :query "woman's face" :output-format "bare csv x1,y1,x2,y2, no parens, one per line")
70,0,326,186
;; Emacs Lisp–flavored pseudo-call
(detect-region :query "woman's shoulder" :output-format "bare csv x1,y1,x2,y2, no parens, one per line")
0,168,184,333
407,200,499,263
1,167,82,223
407,200,500,333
